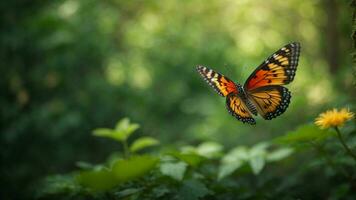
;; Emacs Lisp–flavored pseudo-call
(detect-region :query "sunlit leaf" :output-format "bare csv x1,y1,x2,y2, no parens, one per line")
196,141,223,158
76,169,118,192
112,155,158,182
115,118,140,141
93,118,140,142
168,151,206,167
249,154,265,175
275,124,335,144
129,137,159,153
266,148,294,162
93,128,116,138
217,146,249,180
218,160,243,180
223,146,249,163
92,128,126,142
160,161,187,181
115,118,130,130
251,142,270,152
248,143,267,175
180,145,196,153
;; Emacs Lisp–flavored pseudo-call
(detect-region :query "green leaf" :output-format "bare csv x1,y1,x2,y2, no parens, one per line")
115,117,130,130
76,155,158,192
180,145,196,153
76,169,119,192
76,161,96,170
275,124,335,144
223,146,250,162
92,128,125,142
112,155,158,182
93,128,116,139
266,148,294,162
160,161,187,181
248,143,267,175
251,142,270,152
93,118,140,142
217,147,249,180
196,141,223,158
218,159,243,180
129,137,159,153
169,151,205,167
249,154,265,175
116,188,143,198
115,118,140,140
178,179,210,200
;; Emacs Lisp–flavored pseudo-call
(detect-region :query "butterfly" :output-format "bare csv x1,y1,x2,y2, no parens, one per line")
196,42,301,125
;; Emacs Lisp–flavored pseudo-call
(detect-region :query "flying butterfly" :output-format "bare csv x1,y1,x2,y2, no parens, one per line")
196,42,301,125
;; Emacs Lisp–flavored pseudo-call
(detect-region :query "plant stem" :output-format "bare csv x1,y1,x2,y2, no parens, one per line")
122,139,130,159
335,127,356,163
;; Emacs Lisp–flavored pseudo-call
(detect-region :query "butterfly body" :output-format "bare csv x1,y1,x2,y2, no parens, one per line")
196,42,300,125
234,85,258,116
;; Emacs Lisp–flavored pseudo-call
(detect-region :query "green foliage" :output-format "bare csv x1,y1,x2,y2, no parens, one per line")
116,188,143,199
74,118,159,192
181,141,224,159
218,143,293,180
249,148,266,175
76,169,118,192
35,118,159,195
37,120,300,199
167,151,206,167
111,155,159,182
93,118,158,160
266,148,294,162
164,141,223,167
218,147,247,180
36,117,356,199
275,124,335,144
178,179,210,200
160,161,187,181
36,175,81,198
75,155,159,192
93,118,140,142
130,137,160,153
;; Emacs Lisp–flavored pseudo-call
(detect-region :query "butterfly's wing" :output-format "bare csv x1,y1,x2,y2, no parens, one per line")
243,42,300,120
226,94,256,124
244,42,301,91
196,65,238,97
247,86,291,120
196,65,255,124
225,94,256,124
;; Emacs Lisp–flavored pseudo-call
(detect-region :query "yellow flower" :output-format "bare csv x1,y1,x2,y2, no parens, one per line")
315,108,354,129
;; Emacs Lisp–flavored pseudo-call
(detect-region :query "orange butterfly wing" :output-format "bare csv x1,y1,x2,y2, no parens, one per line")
247,86,291,120
196,65,238,97
243,42,300,120
226,94,256,124
196,65,256,124
244,42,301,91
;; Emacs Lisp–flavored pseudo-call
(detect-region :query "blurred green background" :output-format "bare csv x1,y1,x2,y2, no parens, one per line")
1,0,354,199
